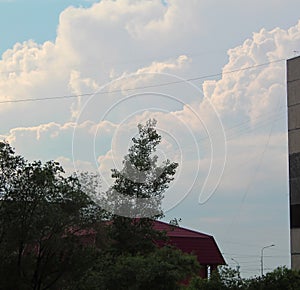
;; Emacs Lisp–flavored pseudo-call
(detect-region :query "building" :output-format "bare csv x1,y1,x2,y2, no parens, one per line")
77,219,226,278
287,56,300,269
153,220,226,278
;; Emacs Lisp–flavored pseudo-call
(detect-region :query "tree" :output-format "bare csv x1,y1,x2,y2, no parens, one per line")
187,266,245,290
0,141,105,290
86,119,201,289
106,119,178,254
0,120,200,289
245,266,300,290
77,246,200,290
107,118,178,218
186,266,300,290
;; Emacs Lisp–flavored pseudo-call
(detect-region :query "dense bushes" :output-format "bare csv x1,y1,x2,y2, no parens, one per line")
186,266,300,290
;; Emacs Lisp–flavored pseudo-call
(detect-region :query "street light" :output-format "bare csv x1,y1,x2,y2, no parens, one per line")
260,244,275,276
231,258,240,277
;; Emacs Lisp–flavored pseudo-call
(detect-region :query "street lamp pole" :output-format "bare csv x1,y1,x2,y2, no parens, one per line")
260,244,275,276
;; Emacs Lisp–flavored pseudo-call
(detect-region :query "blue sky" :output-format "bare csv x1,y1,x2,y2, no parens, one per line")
0,0,98,55
1,0,300,277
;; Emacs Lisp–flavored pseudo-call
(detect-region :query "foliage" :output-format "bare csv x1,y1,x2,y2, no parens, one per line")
78,246,200,290
185,266,300,290
0,141,105,290
107,119,178,254
186,266,244,290
0,120,201,290
245,266,300,290
107,118,178,218
78,119,200,290
3,125,300,290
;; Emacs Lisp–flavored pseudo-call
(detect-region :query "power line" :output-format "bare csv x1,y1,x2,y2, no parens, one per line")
168,106,286,157
224,95,284,237
0,58,286,105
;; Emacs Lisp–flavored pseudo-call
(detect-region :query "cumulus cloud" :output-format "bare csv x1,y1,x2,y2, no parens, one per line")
204,22,300,127
0,122,76,161
0,0,203,133
0,1,298,203
1,0,299,136
1,0,299,276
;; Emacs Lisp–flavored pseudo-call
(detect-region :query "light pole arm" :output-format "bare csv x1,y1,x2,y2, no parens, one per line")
261,244,275,276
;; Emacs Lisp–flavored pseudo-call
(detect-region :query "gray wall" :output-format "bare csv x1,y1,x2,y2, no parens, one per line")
287,56,300,269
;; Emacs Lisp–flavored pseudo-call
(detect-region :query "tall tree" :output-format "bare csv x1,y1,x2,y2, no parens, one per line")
75,120,200,290
0,142,105,290
106,119,178,254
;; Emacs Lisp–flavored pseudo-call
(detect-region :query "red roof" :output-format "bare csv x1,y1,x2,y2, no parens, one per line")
153,220,226,266
72,219,225,266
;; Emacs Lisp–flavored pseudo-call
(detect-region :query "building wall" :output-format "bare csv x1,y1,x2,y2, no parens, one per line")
287,56,300,269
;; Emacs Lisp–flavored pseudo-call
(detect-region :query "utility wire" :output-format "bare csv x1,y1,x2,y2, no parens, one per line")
224,95,283,238
0,58,286,104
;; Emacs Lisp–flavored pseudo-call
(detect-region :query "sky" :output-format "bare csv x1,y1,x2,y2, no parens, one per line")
1,0,300,277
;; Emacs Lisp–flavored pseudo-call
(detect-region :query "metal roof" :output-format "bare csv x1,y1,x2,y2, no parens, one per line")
153,220,226,266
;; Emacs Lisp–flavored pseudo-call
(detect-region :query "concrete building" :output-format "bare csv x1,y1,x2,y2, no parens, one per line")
287,56,300,269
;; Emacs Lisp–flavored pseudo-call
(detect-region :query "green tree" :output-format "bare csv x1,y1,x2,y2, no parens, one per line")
186,266,300,290
0,141,105,290
246,266,300,290
78,119,201,290
0,120,201,290
78,246,200,290
107,119,178,254
187,266,245,290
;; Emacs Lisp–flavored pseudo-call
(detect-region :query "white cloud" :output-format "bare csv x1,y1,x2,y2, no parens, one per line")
204,21,300,127
1,1,299,135
1,0,300,275
0,1,201,133
56,156,95,175
0,1,296,205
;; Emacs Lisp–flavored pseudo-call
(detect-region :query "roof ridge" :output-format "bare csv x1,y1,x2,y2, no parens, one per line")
154,220,213,238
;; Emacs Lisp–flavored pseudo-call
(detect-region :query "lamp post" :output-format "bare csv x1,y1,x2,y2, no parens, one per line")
231,258,240,277
260,244,275,276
